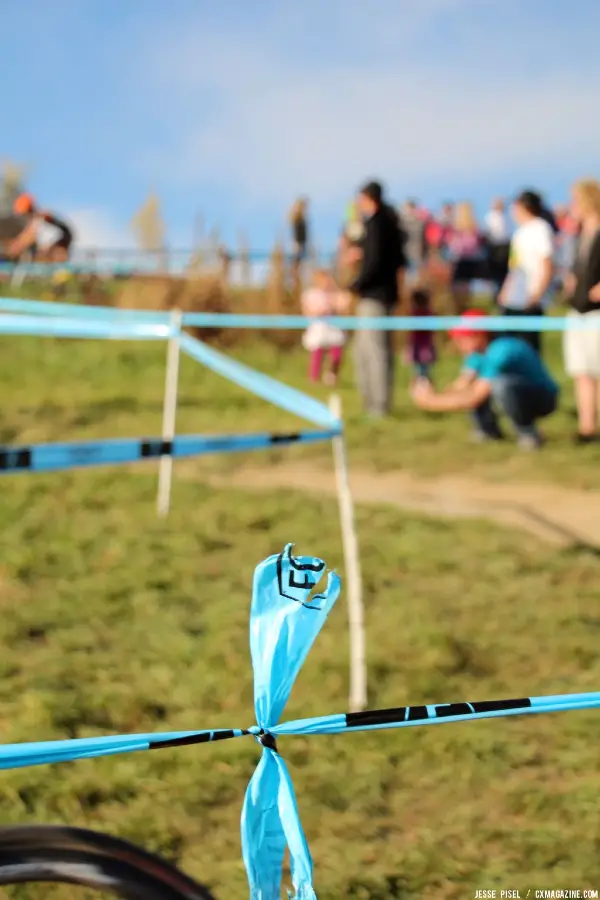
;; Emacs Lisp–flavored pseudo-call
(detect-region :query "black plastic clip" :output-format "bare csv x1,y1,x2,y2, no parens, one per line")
257,730,278,753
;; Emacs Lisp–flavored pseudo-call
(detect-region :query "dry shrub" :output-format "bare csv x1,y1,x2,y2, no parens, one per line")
113,274,235,345
114,275,180,312
260,242,301,349
177,275,242,347
131,194,165,253
60,238,375,349
79,275,114,306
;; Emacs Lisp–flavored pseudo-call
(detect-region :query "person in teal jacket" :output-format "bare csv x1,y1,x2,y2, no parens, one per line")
411,309,559,449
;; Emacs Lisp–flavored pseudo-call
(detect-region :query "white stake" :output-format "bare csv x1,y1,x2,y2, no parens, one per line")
157,309,182,516
329,393,367,711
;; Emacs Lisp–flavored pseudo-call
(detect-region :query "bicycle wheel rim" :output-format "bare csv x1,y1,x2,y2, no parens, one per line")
0,825,215,900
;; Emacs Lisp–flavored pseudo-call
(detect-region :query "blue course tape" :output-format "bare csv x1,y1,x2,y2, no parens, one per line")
179,332,339,429
1,693,599,770
0,313,172,340
274,693,600,736
0,545,598,898
0,728,247,770
0,296,170,322
0,304,340,431
180,312,600,332
3,296,600,331
3,298,599,332
0,429,340,475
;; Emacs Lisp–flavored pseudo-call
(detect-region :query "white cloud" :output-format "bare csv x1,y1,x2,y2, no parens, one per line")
130,0,600,208
65,207,134,249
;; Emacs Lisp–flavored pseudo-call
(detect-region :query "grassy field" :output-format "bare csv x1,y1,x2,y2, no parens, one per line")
1,333,600,898
1,327,600,488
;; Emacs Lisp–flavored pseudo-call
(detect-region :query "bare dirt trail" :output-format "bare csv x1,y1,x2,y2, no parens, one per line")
188,461,600,549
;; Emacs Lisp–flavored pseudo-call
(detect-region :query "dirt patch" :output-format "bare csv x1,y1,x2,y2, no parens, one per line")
184,461,600,549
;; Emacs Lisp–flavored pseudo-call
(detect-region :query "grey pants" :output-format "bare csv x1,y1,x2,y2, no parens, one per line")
353,299,393,415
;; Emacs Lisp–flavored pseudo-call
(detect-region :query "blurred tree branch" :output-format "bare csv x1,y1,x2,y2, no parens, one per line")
0,159,30,215
130,193,166,252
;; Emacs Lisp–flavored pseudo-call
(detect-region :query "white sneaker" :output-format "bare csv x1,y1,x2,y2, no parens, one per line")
517,433,542,451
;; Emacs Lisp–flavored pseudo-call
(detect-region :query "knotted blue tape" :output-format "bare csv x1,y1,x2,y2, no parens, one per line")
2,544,600,897
241,544,340,899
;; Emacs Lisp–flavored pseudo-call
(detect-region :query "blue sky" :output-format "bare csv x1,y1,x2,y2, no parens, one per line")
3,0,600,252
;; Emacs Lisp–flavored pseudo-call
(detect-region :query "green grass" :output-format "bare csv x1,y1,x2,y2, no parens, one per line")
1,329,600,489
1,335,600,898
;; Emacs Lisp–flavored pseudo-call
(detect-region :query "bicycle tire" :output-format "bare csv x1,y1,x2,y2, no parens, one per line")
0,825,216,899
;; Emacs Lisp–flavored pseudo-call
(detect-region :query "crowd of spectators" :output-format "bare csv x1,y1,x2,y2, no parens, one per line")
3,182,600,449
294,177,600,448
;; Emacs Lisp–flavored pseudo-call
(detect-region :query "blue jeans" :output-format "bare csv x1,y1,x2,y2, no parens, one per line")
472,375,558,439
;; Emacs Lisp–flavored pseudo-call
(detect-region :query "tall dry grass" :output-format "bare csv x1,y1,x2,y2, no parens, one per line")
109,238,311,347
87,238,451,349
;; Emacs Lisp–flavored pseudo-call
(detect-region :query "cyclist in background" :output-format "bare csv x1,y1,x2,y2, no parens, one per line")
9,193,74,262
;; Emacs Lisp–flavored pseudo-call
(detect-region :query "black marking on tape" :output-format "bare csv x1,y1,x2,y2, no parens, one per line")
470,698,531,713
276,544,326,611
345,697,532,729
0,448,33,471
150,729,240,750
140,440,173,458
345,706,408,728
433,702,474,718
269,432,301,444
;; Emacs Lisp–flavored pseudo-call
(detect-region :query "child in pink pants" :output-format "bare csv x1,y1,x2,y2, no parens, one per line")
301,270,349,386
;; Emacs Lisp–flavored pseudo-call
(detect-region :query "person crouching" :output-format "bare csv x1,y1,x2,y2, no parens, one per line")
411,310,559,449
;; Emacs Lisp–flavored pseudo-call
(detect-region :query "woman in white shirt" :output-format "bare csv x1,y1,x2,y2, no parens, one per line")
498,191,556,355
563,179,600,442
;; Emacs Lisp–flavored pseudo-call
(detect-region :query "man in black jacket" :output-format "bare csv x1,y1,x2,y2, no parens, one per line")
350,181,407,416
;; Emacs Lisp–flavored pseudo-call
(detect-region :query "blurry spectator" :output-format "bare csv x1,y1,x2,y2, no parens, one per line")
440,201,455,230
344,201,366,244
483,198,511,304
485,197,510,244
537,196,560,234
351,180,407,417
424,217,444,252
447,201,485,313
337,201,365,281
563,179,600,442
499,191,556,355
9,194,74,261
555,202,579,235
425,202,454,257
423,217,450,286
400,199,428,282
301,268,350,387
404,287,436,383
288,197,309,277
411,310,559,450
554,202,580,287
